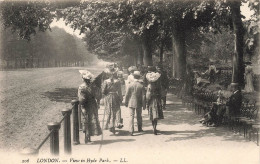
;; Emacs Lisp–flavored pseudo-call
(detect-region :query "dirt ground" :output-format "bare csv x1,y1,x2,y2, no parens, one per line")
0,66,104,152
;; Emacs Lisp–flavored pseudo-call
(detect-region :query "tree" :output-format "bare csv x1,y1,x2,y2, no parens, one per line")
1,0,258,87
230,0,245,86
0,1,54,40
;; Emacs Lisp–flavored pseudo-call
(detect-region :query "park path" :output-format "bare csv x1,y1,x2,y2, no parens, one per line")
0,67,258,164
69,94,258,164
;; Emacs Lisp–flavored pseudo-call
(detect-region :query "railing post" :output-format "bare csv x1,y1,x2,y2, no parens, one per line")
71,100,80,145
62,109,72,154
47,122,60,156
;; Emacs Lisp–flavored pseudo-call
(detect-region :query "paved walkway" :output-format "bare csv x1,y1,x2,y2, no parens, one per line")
65,93,258,164
10,93,258,164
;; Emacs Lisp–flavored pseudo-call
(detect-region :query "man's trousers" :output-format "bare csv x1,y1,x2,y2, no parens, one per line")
128,107,142,133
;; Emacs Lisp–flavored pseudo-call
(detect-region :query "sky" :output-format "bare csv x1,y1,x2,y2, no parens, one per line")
50,19,85,39
241,1,255,20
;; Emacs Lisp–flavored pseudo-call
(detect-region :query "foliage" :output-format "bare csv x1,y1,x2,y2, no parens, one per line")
1,27,94,64
243,0,259,61
1,0,259,66
0,0,54,40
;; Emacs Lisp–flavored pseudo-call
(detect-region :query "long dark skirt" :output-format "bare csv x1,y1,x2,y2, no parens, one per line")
81,104,102,136
148,96,164,121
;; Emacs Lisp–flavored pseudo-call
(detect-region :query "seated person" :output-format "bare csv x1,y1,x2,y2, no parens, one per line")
203,62,219,83
200,89,225,127
194,71,210,87
226,83,242,116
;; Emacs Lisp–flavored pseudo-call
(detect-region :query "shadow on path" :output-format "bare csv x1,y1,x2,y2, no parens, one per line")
141,94,249,143
42,88,78,103
90,139,135,145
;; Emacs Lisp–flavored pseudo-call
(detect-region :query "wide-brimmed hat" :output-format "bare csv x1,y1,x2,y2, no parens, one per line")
79,70,94,80
146,72,161,82
133,71,141,76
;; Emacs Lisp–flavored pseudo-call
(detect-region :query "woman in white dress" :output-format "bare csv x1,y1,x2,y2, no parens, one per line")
244,65,254,92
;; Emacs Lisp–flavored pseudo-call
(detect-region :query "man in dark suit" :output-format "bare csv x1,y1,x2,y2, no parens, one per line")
125,71,146,135
226,83,242,116
156,65,169,110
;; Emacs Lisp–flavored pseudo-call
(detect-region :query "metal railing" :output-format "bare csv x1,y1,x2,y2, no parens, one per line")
21,100,80,156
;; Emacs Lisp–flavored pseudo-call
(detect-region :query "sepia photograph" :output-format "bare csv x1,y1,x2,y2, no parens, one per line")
0,0,259,164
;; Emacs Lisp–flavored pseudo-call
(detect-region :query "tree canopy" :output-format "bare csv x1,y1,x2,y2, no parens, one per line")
0,0,259,83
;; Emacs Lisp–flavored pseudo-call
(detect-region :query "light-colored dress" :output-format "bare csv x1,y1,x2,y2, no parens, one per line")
102,79,123,129
244,66,254,92
78,83,102,136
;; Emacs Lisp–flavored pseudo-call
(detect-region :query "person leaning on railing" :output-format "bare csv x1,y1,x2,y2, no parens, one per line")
78,70,102,144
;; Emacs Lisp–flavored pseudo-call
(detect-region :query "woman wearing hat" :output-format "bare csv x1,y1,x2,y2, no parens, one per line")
102,67,123,134
78,70,102,143
146,71,164,135
244,62,254,92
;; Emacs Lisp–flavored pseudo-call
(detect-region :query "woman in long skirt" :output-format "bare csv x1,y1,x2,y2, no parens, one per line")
244,65,254,92
78,70,102,143
102,68,123,134
146,71,164,135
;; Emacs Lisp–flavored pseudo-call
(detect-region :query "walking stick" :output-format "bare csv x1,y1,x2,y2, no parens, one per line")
99,96,107,152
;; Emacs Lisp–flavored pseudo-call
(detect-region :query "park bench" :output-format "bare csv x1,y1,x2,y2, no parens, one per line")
232,99,259,145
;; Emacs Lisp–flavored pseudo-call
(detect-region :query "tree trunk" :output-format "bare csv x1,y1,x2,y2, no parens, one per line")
142,30,153,66
137,44,144,65
172,22,186,79
159,41,164,64
230,1,244,87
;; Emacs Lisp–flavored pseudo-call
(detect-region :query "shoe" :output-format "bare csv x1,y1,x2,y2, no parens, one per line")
138,126,143,132
209,123,217,127
138,129,144,132
109,127,116,134
138,128,144,132
153,129,157,135
117,124,124,129
129,132,134,136
199,119,205,123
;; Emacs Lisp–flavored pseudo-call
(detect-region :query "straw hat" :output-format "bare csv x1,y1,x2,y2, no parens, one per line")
79,70,94,80
133,71,141,76
146,72,161,82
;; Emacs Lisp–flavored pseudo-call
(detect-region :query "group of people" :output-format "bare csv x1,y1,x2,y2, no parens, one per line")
199,83,242,127
78,64,169,143
198,62,255,127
